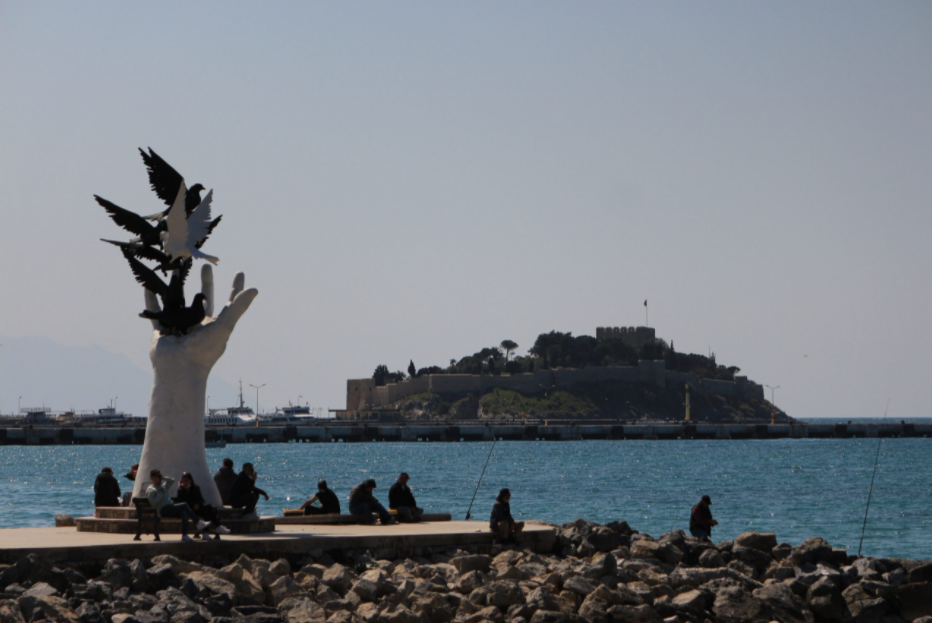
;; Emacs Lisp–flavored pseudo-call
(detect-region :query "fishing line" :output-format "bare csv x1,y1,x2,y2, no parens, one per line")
465,439,497,520
857,399,889,557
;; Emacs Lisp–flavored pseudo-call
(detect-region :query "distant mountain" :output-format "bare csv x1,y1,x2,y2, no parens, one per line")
0,334,239,418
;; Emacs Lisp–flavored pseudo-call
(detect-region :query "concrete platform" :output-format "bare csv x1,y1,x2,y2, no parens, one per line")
75,515,277,534
276,513,452,525
0,521,557,568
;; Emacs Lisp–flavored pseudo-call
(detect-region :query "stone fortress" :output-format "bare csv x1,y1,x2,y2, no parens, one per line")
345,325,765,413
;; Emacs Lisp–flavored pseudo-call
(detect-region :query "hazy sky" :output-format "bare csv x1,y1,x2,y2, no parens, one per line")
1,2,930,419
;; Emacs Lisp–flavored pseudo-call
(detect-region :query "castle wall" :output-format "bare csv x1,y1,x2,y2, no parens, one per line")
595,326,656,349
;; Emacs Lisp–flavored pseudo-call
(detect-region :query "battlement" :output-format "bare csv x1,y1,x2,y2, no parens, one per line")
596,326,656,349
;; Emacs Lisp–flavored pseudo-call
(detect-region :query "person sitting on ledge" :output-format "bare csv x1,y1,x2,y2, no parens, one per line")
490,487,524,543
176,472,230,539
689,494,718,541
300,480,341,515
93,467,122,507
349,479,396,525
146,469,207,542
213,458,237,506
121,464,139,506
389,472,424,522
230,462,269,519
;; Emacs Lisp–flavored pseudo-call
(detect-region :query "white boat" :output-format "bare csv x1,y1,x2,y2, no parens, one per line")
205,381,257,427
71,407,144,427
259,402,313,426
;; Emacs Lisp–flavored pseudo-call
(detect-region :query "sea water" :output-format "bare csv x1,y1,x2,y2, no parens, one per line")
1,438,930,559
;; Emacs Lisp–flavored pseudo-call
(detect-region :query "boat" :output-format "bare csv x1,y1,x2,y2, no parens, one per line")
71,407,144,427
258,402,314,426
206,381,257,427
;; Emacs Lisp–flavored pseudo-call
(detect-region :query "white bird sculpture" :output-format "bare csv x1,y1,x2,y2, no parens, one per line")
161,181,219,265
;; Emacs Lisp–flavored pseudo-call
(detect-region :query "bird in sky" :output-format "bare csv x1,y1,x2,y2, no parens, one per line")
138,147,205,220
161,182,220,265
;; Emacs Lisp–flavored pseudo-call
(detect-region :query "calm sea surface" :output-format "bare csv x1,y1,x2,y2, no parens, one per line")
1,437,930,559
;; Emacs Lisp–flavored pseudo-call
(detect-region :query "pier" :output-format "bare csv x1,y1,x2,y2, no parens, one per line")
0,421,928,445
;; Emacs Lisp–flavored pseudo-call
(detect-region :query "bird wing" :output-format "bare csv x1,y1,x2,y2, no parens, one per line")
101,239,171,265
95,196,152,237
195,215,222,250
185,189,213,245
163,181,190,259
139,147,185,208
121,249,167,296
140,208,169,222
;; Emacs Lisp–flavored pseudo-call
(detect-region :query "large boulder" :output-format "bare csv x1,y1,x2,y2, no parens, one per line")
17,595,79,623
713,586,772,623
277,597,327,623
485,582,525,610
606,604,662,623
526,587,560,612
185,571,237,601
806,576,846,623
450,555,491,574
735,531,778,552
896,582,932,622
268,576,310,607
731,546,773,571
789,538,834,567
321,564,356,594
752,582,814,623
0,600,25,623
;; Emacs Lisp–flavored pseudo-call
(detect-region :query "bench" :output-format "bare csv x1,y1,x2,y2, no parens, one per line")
278,511,452,525
132,497,160,541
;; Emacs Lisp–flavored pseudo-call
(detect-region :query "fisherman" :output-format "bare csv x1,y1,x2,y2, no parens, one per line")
230,462,269,519
689,494,718,541
213,458,237,506
348,479,395,525
146,469,207,542
299,480,341,515
93,467,122,507
176,472,231,539
489,488,524,543
388,472,424,522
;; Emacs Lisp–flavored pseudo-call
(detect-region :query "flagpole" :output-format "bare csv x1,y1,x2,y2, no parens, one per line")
644,299,648,327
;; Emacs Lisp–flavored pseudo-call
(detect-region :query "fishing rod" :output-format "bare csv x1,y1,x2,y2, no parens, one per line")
857,399,889,557
465,439,497,520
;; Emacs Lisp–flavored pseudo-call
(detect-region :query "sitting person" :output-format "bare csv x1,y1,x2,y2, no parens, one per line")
176,472,230,539
93,467,121,507
230,462,269,519
388,472,423,522
121,464,139,506
146,469,208,542
490,488,524,543
348,479,395,525
300,480,341,515
213,458,237,506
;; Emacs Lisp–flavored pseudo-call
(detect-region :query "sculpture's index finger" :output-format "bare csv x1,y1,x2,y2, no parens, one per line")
201,264,215,318
228,272,245,304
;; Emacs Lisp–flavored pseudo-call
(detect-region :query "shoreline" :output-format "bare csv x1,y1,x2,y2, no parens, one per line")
1,518,931,623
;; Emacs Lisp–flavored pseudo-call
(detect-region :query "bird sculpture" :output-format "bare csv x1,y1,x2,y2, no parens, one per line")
161,182,220,264
95,196,166,247
138,147,205,219
121,250,206,335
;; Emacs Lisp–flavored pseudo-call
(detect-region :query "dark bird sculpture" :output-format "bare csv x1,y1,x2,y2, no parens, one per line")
95,195,166,247
138,148,205,219
120,249,205,335
102,239,177,273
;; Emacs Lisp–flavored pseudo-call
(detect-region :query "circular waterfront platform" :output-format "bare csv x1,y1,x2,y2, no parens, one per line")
77,506,275,534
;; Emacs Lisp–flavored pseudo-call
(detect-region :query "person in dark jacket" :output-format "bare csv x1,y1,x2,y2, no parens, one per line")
689,495,718,541
489,488,524,542
94,467,122,507
388,473,423,522
213,458,237,506
230,463,269,518
121,464,139,506
300,480,341,515
176,472,230,539
348,479,395,525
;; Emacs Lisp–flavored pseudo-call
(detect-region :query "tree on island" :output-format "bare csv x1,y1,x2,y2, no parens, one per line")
500,340,518,361
408,360,417,379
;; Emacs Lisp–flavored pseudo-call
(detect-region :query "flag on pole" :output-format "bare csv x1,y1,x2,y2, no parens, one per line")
644,300,647,306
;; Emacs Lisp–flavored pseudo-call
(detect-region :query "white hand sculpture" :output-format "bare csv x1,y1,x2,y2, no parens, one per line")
131,265,258,505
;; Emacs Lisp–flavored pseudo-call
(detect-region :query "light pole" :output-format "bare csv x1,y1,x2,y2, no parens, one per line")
111,396,118,411
250,384,266,416
766,385,780,410
18,396,22,413
207,396,210,412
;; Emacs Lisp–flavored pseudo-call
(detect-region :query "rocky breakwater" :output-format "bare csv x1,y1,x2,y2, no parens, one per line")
1,520,932,623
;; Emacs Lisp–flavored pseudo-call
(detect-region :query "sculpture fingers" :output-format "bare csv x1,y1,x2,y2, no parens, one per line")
201,264,215,318
228,272,245,304
144,289,162,331
217,287,258,330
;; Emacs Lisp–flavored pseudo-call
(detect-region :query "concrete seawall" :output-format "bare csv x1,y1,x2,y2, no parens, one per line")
0,421,929,445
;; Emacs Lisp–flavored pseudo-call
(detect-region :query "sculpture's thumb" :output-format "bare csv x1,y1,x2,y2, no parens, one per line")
218,288,258,329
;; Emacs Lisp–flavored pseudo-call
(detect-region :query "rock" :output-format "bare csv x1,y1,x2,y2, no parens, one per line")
449,555,491,574
454,571,485,594
128,559,152,594
752,582,814,623
732,546,773,571
772,543,793,560
577,595,608,623
789,538,834,567
485,582,525,609
55,514,76,527
806,577,846,623
150,555,204,575
698,549,724,568
140,564,177,591
908,562,932,584
630,540,684,565
896,582,932,622
268,576,309,607
269,560,292,577
606,605,662,623
668,566,761,591
589,552,616,577
670,589,708,613
526,587,560,612
17,595,80,623
0,600,26,623
355,602,380,623
713,586,771,623
563,576,597,596
350,579,379,603
75,601,101,623
22,582,59,599
97,564,134,591
322,565,356,594
411,593,454,623
277,597,327,623
377,605,422,623
585,527,622,553
185,571,237,601
735,532,778,553
0,555,67,592
204,593,233,617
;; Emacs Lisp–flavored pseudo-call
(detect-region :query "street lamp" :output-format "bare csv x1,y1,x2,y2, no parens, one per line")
766,385,780,410
111,396,118,411
18,396,22,413
250,384,266,416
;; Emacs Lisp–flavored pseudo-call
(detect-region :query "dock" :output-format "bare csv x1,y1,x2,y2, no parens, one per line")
0,421,929,445
0,521,557,569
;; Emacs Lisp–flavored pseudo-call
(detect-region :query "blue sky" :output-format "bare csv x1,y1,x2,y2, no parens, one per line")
1,2,930,419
